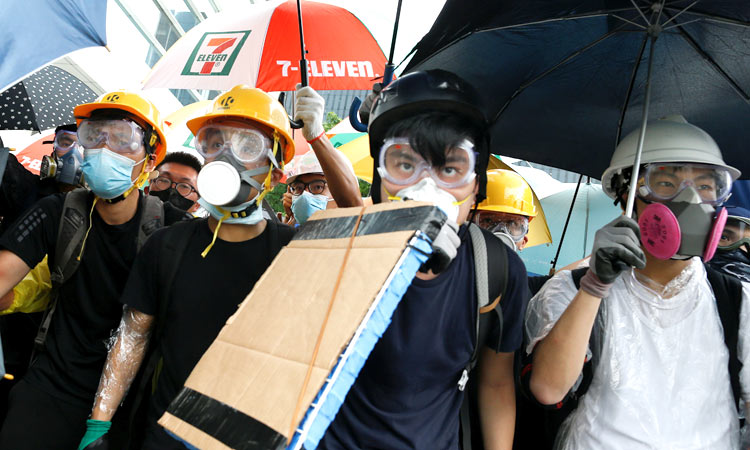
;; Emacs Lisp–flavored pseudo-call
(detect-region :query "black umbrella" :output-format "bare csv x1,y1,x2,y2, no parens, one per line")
0,65,97,131
405,0,750,194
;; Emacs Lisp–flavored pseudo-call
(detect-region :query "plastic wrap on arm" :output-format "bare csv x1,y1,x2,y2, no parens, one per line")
1,256,51,315
524,270,582,355
92,307,154,419
738,281,750,406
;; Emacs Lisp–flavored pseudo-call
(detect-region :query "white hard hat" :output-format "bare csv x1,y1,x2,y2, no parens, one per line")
601,115,740,198
285,151,355,184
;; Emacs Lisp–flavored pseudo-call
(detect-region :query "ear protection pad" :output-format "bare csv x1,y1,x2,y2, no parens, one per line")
639,202,681,260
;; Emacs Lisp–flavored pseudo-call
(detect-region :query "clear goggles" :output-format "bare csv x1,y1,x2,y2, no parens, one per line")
195,123,273,164
77,119,145,154
638,163,733,205
473,210,529,241
377,137,476,189
52,130,80,155
719,216,750,251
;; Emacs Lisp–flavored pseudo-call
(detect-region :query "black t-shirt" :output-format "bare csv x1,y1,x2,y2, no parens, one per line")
0,192,149,406
318,225,527,450
121,218,295,417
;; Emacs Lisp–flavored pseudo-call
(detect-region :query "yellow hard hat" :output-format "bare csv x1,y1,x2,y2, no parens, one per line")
187,85,295,164
478,169,537,217
74,91,167,164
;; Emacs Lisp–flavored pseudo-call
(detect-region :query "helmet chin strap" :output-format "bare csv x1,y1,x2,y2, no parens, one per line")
254,131,281,207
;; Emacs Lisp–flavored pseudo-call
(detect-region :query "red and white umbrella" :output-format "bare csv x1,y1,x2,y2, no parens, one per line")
13,132,54,175
143,0,387,92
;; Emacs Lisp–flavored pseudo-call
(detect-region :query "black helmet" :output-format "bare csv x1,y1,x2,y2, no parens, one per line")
368,69,490,203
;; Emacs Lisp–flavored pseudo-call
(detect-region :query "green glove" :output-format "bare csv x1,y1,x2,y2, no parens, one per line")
78,419,111,450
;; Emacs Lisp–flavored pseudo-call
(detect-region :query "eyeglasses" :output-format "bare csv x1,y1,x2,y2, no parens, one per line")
289,179,327,196
151,176,197,198
53,130,80,155
377,137,476,189
473,210,529,241
77,119,145,154
639,163,733,206
195,123,273,163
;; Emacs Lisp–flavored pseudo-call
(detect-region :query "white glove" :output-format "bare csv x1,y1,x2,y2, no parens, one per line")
294,84,325,141
423,220,460,274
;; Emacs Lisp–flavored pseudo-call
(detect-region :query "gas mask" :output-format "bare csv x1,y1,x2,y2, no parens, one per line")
493,231,518,252
39,147,84,186
196,151,273,224
387,177,470,223
708,249,750,282
638,186,727,261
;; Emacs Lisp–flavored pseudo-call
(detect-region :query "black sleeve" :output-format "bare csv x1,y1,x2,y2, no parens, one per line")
0,193,64,269
0,154,42,235
488,248,529,353
118,226,169,316
528,275,554,297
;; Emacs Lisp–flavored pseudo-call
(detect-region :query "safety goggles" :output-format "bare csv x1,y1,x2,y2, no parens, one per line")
150,176,198,198
639,163,733,205
473,210,529,241
195,123,273,164
77,119,145,154
718,216,750,251
377,137,476,189
52,130,80,155
289,179,327,196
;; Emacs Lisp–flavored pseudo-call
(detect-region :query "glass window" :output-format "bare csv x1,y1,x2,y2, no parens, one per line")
160,0,200,32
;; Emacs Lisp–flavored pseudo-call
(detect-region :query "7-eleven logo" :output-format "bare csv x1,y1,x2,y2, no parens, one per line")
182,31,251,76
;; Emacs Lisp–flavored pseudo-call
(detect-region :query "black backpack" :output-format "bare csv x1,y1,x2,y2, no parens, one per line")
459,223,510,450
516,265,744,449
33,189,165,355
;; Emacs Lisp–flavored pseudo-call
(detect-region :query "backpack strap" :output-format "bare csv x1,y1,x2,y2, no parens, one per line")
460,224,509,450
705,264,744,411
34,189,91,354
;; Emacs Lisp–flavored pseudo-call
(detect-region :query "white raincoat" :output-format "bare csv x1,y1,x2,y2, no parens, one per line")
526,258,750,449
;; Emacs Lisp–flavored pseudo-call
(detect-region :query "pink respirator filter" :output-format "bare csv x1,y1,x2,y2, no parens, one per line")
638,202,681,260
703,206,727,262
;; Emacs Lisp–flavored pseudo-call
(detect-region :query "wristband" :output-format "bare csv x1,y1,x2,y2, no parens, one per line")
306,131,325,144
578,270,613,299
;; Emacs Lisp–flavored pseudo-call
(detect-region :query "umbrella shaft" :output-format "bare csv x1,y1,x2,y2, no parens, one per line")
625,36,657,217
388,0,404,64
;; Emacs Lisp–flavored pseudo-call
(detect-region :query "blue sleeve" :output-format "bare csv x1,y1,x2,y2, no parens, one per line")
487,248,529,353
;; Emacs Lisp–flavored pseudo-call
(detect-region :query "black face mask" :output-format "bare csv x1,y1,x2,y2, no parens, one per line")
708,248,750,283
150,187,196,212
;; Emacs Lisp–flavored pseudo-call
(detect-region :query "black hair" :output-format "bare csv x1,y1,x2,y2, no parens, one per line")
158,151,203,174
55,124,77,134
384,112,483,169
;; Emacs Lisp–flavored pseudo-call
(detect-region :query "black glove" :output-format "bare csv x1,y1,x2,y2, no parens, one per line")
82,435,109,450
358,82,383,126
589,216,646,284
421,220,460,274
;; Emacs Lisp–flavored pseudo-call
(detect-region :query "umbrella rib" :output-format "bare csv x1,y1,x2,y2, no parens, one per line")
491,24,626,124
670,17,750,102
471,9,633,34
665,7,750,27
628,0,651,26
661,0,699,27
615,34,650,146
611,14,647,30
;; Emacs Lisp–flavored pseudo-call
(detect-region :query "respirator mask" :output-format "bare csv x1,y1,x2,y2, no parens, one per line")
636,163,732,261
39,130,84,186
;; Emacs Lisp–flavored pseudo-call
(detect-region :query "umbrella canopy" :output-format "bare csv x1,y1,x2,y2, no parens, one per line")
143,0,386,91
13,132,56,175
520,182,622,275
405,0,750,181
0,0,107,93
0,65,98,131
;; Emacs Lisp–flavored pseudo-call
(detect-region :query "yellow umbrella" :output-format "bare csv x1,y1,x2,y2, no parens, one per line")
336,136,552,248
